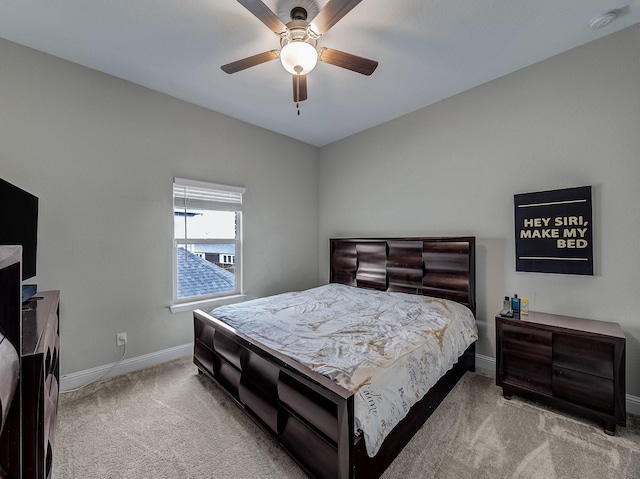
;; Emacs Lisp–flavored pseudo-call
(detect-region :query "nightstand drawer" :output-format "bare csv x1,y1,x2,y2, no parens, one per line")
553,335,614,379
503,355,552,394
552,366,614,413
502,324,552,363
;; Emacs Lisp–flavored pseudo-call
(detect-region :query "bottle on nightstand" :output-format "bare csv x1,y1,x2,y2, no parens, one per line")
499,296,512,317
511,294,520,315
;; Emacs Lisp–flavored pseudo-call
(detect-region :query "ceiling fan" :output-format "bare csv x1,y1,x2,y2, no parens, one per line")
221,0,378,113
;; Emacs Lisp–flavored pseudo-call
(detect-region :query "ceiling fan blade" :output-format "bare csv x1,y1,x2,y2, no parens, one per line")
237,0,287,34
221,50,279,74
310,0,362,35
293,74,308,103
318,47,378,75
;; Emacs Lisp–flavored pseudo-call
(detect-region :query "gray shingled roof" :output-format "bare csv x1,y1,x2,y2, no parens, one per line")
176,247,235,298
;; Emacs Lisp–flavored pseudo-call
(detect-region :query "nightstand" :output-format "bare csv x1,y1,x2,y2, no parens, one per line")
496,310,626,435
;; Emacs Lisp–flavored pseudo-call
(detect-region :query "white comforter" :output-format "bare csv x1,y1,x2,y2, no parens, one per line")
210,283,477,456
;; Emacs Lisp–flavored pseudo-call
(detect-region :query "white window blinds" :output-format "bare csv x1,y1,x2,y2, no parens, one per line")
173,177,245,212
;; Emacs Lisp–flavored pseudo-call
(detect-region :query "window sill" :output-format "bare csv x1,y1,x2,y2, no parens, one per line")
170,294,246,314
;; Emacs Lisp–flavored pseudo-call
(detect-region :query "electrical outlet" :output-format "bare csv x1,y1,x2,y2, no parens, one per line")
116,332,127,346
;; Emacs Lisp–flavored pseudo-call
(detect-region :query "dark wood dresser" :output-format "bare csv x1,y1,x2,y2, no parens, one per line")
21,290,60,479
496,310,626,434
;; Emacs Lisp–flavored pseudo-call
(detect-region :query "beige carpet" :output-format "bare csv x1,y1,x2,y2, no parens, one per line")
54,356,640,478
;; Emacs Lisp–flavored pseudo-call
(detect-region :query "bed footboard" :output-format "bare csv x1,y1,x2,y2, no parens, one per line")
194,309,355,479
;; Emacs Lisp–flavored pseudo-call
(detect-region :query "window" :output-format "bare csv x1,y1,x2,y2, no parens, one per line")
172,178,245,310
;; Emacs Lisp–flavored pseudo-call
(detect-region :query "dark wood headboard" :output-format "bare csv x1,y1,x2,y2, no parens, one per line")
330,237,476,315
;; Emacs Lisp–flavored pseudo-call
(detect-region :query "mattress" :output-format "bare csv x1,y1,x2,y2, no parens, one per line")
210,283,477,456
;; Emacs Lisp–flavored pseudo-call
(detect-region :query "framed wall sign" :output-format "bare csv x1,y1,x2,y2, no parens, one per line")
514,185,593,275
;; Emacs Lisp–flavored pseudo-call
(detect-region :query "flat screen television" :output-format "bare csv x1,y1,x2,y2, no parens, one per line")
0,178,38,281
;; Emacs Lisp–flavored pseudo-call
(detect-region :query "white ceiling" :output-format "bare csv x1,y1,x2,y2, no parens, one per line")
1,0,638,147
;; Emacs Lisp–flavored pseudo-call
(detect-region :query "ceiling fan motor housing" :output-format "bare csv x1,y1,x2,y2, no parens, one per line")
281,19,317,46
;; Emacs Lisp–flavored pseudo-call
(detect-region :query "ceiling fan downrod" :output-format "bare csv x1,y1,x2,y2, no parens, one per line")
290,7,308,21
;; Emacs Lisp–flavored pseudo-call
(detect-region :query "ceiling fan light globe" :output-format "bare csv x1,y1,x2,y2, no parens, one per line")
280,41,318,75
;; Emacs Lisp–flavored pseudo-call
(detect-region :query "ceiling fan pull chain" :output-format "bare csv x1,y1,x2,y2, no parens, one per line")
296,101,301,115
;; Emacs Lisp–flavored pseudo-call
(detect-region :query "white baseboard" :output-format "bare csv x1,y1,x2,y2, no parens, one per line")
627,393,640,417
473,353,640,417
475,353,496,374
60,343,192,391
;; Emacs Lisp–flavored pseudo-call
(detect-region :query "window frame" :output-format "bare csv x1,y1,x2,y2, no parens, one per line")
170,177,245,313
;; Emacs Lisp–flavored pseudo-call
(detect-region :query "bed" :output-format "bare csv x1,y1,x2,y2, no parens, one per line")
193,237,476,478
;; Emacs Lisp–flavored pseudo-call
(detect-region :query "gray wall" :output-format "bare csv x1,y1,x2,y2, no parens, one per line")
0,38,320,375
319,25,640,396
